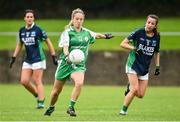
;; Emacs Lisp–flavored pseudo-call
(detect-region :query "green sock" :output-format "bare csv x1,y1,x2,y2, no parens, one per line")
69,100,76,108
38,99,45,104
34,94,38,98
122,105,128,112
50,105,54,107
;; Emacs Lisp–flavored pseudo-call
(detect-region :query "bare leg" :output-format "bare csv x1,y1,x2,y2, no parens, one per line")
49,80,65,106
120,73,140,115
137,80,148,98
32,69,44,100
65,72,84,116
123,74,139,107
20,69,37,97
44,79,64,116
70,72,84,101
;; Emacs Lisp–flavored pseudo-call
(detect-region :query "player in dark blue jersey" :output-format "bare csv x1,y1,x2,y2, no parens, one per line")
119,14,160,115
10,9,58,109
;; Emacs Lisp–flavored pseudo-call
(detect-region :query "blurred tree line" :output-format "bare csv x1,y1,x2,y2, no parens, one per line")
0,0,180,19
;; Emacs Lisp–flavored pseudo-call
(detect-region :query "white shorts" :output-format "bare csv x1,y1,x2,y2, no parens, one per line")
125,65,149,80
22,60,46,70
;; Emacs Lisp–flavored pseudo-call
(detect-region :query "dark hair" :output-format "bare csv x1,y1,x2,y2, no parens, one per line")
147,14,159,36
24,9,35,17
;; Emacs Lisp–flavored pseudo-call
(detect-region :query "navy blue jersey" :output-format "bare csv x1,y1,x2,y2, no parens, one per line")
126,28,160,75
19,24,47,64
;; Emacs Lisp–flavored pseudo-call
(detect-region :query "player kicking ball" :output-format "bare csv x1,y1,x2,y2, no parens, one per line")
44,8,113,116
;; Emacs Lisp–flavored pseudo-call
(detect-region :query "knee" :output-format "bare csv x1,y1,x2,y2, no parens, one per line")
20,79,28,86
75,82,83,88
33,79,43,86
52,90,60,97
130,87,139,95
131,87,145,98
137,93,145,98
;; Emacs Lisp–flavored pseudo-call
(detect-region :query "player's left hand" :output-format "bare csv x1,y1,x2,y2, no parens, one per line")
154,66,160,75
104,33,114,39
9,56,16,68
51,55,58,65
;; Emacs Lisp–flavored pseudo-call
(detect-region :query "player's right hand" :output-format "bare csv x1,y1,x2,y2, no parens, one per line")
65,55,71,64
10,57,16,68
134,48,143,55
51,55,58,66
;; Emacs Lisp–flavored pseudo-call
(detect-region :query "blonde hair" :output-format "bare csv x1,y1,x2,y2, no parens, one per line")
65,8,85,29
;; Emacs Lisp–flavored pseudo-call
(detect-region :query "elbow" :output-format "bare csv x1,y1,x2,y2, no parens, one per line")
95,35,99,39
120,42,124,48
120,38,127,48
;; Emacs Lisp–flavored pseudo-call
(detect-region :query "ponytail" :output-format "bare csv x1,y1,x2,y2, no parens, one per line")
64,8,85,30
64,20,73,29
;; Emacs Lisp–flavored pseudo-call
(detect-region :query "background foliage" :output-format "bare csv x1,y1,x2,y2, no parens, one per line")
0,0,180,19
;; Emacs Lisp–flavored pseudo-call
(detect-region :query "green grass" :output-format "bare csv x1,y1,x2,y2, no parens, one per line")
0,84,180,121
1,18,180,32
0,18,180,50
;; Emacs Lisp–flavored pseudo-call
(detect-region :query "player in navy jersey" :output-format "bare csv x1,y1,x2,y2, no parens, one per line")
10,9,58,109
119,14,160,115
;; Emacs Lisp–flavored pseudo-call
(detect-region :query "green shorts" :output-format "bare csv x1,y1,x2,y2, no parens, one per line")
55,60,86,82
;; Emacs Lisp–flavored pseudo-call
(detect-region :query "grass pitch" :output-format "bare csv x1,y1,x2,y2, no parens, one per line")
0,18,180,50
0,84,180,121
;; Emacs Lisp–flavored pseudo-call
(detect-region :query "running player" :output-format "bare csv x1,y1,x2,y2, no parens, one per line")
119,14,160,115
44,8,113,116
10,9,58,109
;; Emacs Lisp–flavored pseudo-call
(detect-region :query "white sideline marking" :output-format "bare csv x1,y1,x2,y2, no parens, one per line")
0,32,180,36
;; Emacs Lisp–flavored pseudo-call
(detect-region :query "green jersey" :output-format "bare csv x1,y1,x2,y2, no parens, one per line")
55,26,96,81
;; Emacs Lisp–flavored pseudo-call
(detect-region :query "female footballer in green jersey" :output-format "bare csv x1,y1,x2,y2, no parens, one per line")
10,9,58,109
119,14,160,115
44,8,113,116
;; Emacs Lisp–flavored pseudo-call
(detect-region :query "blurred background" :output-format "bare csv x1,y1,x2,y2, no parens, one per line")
0,1,180,121
0,0,180,85
0,0,180,18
